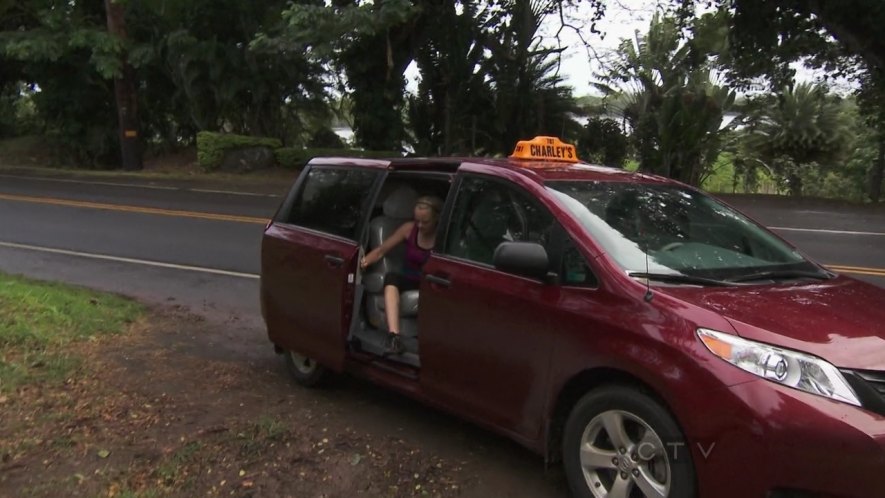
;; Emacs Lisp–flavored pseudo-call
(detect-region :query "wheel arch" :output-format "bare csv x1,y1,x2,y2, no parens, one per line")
544,367,682,465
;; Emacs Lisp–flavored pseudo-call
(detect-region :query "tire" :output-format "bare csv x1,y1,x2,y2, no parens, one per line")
283,349,330,387
562,386,696,498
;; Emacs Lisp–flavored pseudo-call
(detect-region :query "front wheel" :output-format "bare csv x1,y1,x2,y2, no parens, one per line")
283,349,330,387
563,386,696,498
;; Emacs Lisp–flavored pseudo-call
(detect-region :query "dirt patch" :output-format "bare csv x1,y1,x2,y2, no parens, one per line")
0,308,476,498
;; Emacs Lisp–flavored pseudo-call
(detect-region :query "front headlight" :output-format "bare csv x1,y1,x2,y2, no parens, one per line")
697,328,861,407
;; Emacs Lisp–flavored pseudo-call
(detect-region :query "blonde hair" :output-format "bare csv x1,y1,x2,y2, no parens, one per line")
416,195,444,219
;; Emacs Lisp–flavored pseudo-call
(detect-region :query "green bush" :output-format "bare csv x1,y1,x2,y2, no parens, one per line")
273,147,308,169
196,131,282,170
274,147,400,170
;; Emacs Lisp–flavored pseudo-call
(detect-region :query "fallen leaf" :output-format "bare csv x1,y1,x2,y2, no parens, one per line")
97,450,110,459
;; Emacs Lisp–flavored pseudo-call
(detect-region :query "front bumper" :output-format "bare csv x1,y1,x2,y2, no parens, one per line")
690,380,885,498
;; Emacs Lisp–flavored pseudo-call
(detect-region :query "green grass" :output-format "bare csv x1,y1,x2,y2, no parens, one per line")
156,441,203,486
0,273,142,392
236,415,288,458
701,153,781,194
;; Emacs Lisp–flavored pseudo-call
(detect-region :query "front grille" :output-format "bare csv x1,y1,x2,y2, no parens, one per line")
841,369,885,417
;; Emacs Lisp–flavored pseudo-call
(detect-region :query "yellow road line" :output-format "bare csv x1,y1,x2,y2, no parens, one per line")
0,192,268,225
827,265,885,277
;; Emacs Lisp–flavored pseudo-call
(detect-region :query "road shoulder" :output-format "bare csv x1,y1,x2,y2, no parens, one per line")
1,305,470,498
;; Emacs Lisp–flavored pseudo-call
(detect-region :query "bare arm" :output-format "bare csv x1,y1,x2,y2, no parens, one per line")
360,222,413,269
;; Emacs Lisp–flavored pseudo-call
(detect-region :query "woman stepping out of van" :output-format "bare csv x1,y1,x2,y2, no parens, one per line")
360,196,444,355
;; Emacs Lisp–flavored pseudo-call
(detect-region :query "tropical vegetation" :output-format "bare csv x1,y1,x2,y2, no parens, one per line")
0,0,882,202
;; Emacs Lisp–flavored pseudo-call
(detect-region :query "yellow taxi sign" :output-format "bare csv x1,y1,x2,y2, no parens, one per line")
510,136,579,163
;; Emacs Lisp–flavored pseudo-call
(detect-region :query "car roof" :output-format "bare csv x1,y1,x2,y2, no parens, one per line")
307,156,678,186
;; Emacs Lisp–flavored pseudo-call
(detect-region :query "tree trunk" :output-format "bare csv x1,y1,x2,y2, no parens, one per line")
870,136,885,203
105,0,142,171
443,90,452,155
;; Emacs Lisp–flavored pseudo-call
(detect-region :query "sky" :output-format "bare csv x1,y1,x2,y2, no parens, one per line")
404,0,853,97
544,0,855,95
540,0,661,95
404,0,661,95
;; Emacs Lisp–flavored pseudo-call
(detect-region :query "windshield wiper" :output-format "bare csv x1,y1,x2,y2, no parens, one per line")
726,269,832,283
628,272,732,287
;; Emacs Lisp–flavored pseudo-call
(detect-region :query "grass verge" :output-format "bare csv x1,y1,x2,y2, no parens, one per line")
0,273,142,393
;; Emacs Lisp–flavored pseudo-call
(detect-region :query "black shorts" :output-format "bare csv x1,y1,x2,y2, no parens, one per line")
384,272,420,292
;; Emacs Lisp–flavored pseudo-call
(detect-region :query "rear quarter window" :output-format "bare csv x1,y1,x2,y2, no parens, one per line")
283,167,378,239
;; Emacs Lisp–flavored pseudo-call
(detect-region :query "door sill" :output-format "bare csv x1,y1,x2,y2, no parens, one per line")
349,328,421,368
349,350,420,380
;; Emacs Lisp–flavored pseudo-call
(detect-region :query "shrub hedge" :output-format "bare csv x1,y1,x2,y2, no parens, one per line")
197,131,399,171
196,131,283,170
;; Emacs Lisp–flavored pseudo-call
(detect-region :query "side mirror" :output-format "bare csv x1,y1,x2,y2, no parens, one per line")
493,242,550,281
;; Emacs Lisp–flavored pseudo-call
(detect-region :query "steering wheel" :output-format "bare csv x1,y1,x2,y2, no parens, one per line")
660,242,684,252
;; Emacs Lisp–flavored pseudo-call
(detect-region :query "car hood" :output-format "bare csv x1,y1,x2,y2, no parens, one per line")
659,276,885,370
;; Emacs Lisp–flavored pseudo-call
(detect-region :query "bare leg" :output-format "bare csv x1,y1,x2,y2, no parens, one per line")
383,284,401,334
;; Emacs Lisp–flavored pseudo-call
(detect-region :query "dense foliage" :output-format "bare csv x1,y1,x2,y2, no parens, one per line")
594,12,737,185
0,0,883,202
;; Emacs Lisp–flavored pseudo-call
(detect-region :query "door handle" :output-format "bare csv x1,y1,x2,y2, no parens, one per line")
425,274,451,288
324,254,345,267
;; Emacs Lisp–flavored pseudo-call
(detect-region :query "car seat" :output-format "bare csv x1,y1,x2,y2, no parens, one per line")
459,190,517,264
363,186,420,338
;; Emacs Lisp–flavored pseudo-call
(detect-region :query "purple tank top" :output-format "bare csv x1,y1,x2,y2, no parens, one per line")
403,224,432,281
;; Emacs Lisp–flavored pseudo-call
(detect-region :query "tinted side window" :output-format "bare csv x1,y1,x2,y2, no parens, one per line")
286,168,377,239
445,176,555,265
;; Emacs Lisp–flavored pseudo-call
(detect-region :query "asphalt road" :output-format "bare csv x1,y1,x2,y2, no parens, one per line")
1,174,883,284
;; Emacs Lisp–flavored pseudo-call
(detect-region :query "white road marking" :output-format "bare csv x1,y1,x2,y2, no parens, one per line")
0,173,280,198
0,241,260,279
770,226,885,237
190,188,281,198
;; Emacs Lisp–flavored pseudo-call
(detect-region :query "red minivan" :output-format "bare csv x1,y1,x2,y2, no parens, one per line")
260,137,885,498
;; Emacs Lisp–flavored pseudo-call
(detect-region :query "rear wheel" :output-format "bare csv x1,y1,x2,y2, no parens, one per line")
283,350,329,387
563,386,695,498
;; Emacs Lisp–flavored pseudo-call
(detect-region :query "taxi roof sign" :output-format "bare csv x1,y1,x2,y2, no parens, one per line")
510,136,579,164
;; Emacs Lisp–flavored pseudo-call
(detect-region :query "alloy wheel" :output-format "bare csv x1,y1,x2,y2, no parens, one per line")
579,409,671,498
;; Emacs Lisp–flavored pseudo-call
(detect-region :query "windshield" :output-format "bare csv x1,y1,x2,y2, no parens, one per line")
548,181,823,281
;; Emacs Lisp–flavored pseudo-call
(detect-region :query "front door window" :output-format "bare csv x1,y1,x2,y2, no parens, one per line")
445,176,555,266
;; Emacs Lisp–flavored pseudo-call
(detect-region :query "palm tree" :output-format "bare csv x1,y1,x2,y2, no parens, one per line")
480,0,582,153
593,12,737,186
740,83,851,195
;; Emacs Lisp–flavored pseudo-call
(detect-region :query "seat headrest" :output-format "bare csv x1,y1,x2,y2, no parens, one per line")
383,186,419,219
